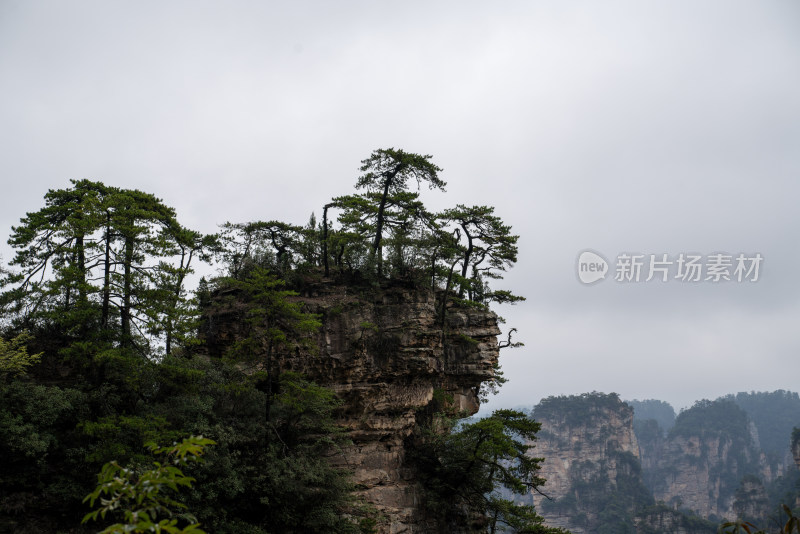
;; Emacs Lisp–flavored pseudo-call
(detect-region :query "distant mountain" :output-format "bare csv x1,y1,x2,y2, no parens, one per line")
520,390,800,533
628,398,676,434
526,392,715,534
728,390,800,461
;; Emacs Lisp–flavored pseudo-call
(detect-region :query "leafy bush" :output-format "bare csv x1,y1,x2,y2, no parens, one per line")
83,435,215,534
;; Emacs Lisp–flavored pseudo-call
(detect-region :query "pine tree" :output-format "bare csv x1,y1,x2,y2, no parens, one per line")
415,409,568,533
438,204,522,303
1,181,214,356
355,148,445,275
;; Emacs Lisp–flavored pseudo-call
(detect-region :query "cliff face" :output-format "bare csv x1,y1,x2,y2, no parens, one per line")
793,434,800,470
520,393,790,531
792,433,800,510
202,278,501,533
529,393,647,534
522,394,724,534
634,507,716,534
638,405,773,522
643,431,770,519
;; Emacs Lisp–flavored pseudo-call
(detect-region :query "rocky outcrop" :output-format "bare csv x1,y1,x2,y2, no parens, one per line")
646,433,768,519
640,402,772,521
528,393,649,534
634,418,667,491
732,476,770,520
634,506,716,534
522,394,792,531
201,277,501,533
793,431,800,470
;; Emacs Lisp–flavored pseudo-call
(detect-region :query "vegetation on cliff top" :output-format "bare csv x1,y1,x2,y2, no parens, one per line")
0,149,548,532
533,392,629,428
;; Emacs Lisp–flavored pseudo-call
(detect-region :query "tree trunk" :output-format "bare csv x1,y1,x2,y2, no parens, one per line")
371,169,398,276
64,249,74,310
372,176,393,252
101,211,112,329
265,342,274,424
121,234,134,346
76,233,87,304
439,258,459,328
166,247,191,356
460,227,473,298
322,204,330,277
430,251,438,289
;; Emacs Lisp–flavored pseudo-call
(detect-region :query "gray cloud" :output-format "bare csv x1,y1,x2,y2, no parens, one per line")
1,0,798,412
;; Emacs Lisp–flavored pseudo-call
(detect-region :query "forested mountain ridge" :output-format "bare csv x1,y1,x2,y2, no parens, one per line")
644,398,772,520
0,150,566,533
513,392,800,533
528,393,652,534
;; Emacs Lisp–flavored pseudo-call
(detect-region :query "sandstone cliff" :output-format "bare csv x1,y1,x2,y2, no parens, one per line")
528,393,649,534
201,277,501,533
793,430,800,509
634,506,716,534
643,431,770,519
524,393,724,534
639,401,772,521
793,431,800,470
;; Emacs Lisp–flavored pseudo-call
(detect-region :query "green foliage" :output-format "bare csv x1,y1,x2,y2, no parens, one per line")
73,351,371,534
320,148,447,278
414,409,567,533
218,220,307,278
718,505,800,533
767,469,800,522
80,414,181,464
0,179,216,356
0,381,85,460
169,361,371,534
0,151,522,533
357,149,444,259
221,266,321,365
534,392,629,428
635,504,717,534
357,148,445,193
478,359,509,404
334,190,431,277
670,399,751,440
438,204,521,302
83,435,215,534
359,321,379,333
0,330,41,378
0,380,89,531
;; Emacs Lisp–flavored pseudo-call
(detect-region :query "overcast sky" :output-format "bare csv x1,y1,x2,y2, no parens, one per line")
2,1,799,412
